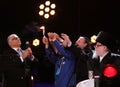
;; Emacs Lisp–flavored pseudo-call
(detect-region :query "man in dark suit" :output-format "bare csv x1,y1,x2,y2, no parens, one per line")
66,35,93,85
91,31,120,87
1,34,38,87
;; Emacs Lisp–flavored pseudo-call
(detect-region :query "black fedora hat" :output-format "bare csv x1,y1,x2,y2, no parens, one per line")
96,31,115,50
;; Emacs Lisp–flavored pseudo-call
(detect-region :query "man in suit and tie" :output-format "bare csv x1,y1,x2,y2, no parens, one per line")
1,34,38,87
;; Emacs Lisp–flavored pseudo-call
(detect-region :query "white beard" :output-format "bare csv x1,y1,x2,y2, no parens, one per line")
92,50,98,59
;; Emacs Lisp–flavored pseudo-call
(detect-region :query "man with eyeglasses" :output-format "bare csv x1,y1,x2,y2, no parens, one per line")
90,31,120,87
0,34,38,87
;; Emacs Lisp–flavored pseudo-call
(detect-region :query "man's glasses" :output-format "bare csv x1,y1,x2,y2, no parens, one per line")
94,44,103,47
11,37,20,40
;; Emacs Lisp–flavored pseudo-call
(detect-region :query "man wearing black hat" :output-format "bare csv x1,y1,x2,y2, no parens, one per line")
91,31,120,87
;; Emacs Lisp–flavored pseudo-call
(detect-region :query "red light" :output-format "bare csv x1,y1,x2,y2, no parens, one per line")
103,64,118,78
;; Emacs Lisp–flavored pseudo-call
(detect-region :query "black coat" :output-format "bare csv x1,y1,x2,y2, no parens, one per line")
91,52,120,87
0,47,38,87
67,45,93,84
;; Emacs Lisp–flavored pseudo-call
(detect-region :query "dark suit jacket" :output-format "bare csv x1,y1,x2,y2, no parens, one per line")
67,45,93,84
91,52,120,87
0,47,38,87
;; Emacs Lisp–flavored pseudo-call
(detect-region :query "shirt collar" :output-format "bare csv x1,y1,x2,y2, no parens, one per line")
12,47,21,51
100,51,109,62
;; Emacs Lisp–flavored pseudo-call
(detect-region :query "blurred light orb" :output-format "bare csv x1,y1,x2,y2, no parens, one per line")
45,1,51,6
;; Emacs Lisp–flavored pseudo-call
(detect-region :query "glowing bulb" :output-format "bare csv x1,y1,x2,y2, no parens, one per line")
32,39,40,46
90,35,97,43
44,14,49,19
39,4,45,9
45,1,50,6
45,7,50,12
50,10,55,15
51,3,56,9
31,76,34,80
39,11,44,16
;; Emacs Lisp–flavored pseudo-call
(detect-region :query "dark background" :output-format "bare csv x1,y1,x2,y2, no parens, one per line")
0,0,120,83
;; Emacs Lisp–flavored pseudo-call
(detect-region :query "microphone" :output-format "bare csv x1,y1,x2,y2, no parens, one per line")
25,41,30,48
25,41,33,59
25,41,38,62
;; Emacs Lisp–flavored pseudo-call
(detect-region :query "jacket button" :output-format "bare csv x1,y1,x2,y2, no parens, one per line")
21,76,24,79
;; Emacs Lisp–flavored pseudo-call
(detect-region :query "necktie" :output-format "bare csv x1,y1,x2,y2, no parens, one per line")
17,48,24,62
17,48,22,55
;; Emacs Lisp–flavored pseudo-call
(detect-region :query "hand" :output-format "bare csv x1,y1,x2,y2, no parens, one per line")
42,36,49,48
22,47,33,60
61,33,69,40
61,33,72,47
47,32,56,41
42,36,49,45
54,32,64,43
